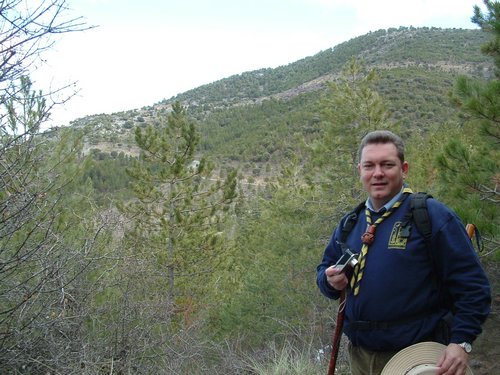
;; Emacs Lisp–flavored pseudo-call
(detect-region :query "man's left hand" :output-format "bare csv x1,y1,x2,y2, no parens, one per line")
435,343,469,375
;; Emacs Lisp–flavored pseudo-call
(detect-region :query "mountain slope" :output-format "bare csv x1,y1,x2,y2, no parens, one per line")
160,27,490,110
73,27,493,166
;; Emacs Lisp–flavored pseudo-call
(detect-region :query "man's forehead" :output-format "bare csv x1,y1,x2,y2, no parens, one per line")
361,142,398,156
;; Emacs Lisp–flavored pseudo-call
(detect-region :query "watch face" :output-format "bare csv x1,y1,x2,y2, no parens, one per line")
460,342,472,353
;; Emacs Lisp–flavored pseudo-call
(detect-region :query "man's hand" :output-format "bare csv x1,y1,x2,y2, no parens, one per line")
325,266,349,291
435,343,469,375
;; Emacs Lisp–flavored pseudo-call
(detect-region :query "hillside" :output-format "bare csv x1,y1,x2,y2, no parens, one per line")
162,27,490,109
70,27,492,168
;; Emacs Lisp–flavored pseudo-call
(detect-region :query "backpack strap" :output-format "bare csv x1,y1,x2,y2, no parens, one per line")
405,193,439,286
410,192,433,247
340,201,365,244
408,192,456,312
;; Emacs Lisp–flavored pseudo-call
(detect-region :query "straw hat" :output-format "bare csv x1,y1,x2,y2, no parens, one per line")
381,341,473,375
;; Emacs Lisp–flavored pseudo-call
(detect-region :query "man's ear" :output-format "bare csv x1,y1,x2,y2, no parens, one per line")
402,161,409,177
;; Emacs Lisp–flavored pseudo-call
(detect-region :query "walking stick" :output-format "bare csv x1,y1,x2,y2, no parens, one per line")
327,249,357,375
327,289,346,375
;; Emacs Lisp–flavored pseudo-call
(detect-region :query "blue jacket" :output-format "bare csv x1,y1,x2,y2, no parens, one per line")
316,193,491,351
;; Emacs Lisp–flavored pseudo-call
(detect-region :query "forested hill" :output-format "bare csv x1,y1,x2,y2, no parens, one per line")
75,27,492,165
160,27,490,109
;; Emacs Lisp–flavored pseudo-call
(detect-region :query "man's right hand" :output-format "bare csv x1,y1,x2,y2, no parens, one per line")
325,266,349,291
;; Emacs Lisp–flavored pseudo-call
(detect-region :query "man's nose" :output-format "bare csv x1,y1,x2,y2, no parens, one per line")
373,165,384,176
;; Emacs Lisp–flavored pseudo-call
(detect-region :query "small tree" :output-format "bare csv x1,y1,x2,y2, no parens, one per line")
125,102,237,302
107,102,237,371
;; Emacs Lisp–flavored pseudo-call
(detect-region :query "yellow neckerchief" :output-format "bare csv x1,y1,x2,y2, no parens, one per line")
350,187,413,296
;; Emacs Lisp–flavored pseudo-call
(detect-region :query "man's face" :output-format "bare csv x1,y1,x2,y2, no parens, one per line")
358,142,409,210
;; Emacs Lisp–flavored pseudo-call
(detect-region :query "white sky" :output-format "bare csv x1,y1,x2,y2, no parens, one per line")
32,0,483,127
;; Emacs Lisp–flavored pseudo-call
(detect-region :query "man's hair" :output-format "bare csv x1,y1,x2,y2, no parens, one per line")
357,130,405,163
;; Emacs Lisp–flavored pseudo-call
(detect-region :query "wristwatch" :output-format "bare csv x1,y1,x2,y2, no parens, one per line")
458,342,472,353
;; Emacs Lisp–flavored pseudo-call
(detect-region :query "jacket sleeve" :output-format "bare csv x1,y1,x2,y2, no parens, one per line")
316,225,343,300
430,200,491,344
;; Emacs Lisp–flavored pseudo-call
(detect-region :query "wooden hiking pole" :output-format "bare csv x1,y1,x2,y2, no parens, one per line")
327,249,358,375
327,289,346,375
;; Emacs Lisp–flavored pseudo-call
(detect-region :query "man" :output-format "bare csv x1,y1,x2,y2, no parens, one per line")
316,130,491,375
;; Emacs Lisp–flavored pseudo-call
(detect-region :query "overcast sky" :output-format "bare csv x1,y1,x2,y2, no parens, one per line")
33,0,484,127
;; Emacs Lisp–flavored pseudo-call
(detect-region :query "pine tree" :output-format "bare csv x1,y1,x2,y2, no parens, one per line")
122,102,237,317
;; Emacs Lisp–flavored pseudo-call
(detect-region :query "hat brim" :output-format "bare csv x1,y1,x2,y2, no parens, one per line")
381,341,473,375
